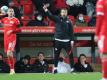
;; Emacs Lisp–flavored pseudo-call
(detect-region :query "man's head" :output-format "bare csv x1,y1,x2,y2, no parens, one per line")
37,52,45,61
78,54,87,64
9,1,15,7
60,8,68,17
36,15,43,21
78,13,84,21
7,8,15,17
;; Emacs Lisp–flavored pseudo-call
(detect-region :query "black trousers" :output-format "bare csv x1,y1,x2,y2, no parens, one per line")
54,40,74,68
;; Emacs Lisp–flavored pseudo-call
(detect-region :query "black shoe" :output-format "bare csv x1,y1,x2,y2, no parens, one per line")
54,69,57,74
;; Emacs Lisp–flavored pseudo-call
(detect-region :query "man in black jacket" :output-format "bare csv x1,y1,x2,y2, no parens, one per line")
32,52,49,73
43,4,74,73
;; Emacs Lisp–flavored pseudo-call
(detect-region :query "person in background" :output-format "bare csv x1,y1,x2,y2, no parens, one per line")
22,56,32,73
15,55,32,73
88,12,96,26
75,13,88,27
74,54,93,72
15,57,24,73
27,13,47,26
43,4,74,73
0,53,10,73
57,57,71,73
32,52,49,73
31,0,54,15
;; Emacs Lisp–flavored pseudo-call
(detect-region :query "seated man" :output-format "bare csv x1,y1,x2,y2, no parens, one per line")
74,54,93,72
88,12,96,26
0,53,10,73
32,52,49,73
27,13,47,26
75,13,88,27
15,55,32,73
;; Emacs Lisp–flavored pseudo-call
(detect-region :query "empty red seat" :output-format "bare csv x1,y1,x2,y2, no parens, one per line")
68,15,75,25
54,0,68,9
84,15,90,23
21,16,31,26
23,3,33,15
49,20,55,26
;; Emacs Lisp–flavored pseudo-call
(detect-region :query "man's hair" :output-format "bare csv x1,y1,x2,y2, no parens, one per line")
24,55,31,60
59,57,64,62
37,52,45,56
60,8,68,11
78,54,87,63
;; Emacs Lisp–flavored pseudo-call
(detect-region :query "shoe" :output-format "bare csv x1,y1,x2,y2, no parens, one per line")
9,69,15,75
54,69,57,74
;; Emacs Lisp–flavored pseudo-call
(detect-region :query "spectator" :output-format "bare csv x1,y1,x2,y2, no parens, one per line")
15,57,24,73
22,56,32,73
31,0,54,15
75,13,88,27
68,0,86,17
57,57,72,73
27,13,47,26
0,53,10,73
74,54,93,72
15,55,32,73
88,12,96,26
83,0,95,17
32,52,49,73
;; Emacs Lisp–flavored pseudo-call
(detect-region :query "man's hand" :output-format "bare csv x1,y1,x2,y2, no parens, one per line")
7,30,13,36
43,3,50,12
71,41,74,48
94,35,98,42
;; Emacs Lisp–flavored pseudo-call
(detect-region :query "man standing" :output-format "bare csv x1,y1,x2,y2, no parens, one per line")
95,0,107,80
0,8,21,75
43,4,74,73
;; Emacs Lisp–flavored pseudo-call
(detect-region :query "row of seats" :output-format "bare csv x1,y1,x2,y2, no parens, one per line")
12,0,91,26
21,15,90,26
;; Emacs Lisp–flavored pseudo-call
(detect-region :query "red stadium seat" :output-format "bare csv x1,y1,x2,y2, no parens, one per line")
54,0,68,9
84,15,90,23
68,15,75,25
23,3,33,15
21,16,31,26
49,20,55,26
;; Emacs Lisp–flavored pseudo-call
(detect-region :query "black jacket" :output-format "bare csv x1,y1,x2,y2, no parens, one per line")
32,60,49,73
15,60,32,73
46,11,74,41
74,62,93,72
27,20,47,26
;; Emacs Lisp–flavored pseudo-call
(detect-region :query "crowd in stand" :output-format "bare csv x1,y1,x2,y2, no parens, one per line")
0,0,96,27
